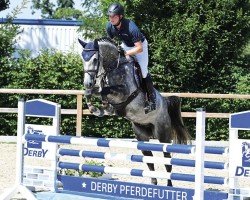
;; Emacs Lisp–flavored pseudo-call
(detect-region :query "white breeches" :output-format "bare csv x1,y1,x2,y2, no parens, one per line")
121,39,149,78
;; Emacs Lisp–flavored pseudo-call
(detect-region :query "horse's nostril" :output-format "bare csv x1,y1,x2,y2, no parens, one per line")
86,82,94,89
84,80,92,88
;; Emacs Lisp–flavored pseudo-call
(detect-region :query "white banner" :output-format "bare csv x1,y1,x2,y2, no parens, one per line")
24,124,57,160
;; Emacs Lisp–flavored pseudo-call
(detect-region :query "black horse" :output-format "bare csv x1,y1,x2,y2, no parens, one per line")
78,37,190,186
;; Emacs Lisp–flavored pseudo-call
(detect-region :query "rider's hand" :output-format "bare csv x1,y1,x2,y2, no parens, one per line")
117,46,126,57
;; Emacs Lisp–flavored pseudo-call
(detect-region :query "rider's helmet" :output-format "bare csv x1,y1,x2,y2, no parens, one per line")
107,3,124,16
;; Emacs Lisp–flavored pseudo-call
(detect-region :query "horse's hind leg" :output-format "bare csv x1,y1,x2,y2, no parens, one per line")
163,152,173,187
155,125,173,186
132,123,157,185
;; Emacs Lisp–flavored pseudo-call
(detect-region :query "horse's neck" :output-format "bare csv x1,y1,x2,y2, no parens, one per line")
108,62,138,92
98,43,118,68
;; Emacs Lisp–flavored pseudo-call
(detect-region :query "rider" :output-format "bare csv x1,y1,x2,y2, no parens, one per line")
106,2,156,113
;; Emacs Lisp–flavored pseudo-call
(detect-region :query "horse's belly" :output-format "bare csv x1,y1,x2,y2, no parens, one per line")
125,110,156,124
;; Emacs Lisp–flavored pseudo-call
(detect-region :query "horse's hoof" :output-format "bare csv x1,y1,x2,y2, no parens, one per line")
151,178,157,185
93,112,104,117
167,180,173,187
91,108,104,117
104,106,114,115
105,111,113,115
89,106,97,113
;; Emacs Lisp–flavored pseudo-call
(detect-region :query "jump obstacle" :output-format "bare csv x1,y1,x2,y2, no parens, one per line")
0,99,249,200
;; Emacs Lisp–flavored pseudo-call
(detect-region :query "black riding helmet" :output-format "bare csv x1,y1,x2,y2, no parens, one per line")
107,3,124,16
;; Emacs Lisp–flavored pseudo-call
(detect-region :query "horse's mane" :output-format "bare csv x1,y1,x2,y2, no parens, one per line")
96,37,118,48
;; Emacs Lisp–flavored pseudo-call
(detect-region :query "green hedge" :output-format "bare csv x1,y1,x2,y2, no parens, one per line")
0,48,249,139
1,0,249,139
127,0,250,139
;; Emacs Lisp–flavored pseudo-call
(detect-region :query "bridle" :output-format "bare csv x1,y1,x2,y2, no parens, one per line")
83,48,101,79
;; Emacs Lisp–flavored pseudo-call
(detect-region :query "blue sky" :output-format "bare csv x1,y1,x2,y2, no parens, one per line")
0,0,83,19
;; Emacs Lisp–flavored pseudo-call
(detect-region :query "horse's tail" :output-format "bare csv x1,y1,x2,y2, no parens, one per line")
167,96,191,144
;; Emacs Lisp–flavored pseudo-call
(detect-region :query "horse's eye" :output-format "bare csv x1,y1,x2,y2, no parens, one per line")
93,58,98,66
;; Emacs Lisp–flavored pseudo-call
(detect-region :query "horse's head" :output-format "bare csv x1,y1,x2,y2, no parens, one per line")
78,39,100,90
78,38,119,94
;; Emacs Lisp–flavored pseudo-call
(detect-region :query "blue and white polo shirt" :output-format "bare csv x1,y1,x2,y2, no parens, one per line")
106,18,145,47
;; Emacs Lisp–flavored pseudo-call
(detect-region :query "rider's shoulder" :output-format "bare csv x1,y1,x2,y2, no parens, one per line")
127,19,139,29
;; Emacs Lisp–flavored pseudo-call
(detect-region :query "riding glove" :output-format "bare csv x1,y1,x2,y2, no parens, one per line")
117,46,126,57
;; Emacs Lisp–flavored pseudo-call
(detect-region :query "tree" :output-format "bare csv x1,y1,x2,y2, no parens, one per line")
31,0,82,19
0,0,29,88
57,0,74,8
0,0,29,136
53,8,82,19
0,0,9,11
125,0,250,93
78,0,119,39
31,0,55,18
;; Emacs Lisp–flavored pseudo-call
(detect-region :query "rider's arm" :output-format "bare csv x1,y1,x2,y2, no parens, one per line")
125,41,143,56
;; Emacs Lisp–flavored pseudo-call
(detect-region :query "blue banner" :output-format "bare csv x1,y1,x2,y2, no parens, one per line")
57,175,227,200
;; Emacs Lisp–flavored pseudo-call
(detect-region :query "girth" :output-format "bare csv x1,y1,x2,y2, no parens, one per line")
112,87,141,116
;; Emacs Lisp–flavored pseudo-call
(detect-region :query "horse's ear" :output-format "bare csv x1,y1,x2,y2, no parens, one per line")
94,39,99,50
78,38,87,48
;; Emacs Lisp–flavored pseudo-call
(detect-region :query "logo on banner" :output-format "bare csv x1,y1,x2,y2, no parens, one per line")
24,126,48,158
26,126,42,148
235,141,250,177
242,142,250,167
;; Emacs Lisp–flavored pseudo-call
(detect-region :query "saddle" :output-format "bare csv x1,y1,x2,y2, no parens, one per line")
127,56,144,92
101,56,148,117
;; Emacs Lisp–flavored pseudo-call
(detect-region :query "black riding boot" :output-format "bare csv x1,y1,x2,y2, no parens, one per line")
143,74,156,114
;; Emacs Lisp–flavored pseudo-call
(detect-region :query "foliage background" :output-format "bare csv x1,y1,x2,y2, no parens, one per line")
0,0,249,140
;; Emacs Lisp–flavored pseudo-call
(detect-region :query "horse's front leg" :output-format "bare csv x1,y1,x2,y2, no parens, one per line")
85,94,105,117
101,100,114,115
87,102,105,117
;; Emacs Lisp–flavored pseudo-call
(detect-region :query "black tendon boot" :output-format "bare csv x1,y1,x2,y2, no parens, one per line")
143,74,156,114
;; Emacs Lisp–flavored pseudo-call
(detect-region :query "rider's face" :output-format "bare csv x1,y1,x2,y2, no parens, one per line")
109,15,121,25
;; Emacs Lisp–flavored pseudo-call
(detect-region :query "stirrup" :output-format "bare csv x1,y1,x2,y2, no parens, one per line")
144,101,156,114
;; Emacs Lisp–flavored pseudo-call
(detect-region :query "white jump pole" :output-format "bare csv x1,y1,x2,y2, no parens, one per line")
194,108,206,200
0,99,37,200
